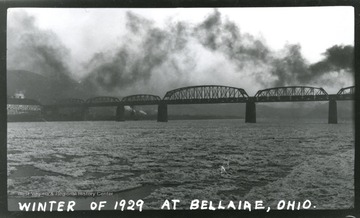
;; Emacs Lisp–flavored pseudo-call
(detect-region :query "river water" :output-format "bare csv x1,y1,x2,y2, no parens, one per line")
7,119,354,210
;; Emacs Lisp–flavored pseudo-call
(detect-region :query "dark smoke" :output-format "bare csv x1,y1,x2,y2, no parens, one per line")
125,11,154,34
194,9,222,51
82,11,191,94
309,45,354,75
193,9,270,68
7,10,81,102
269,44,354,87
270,44,310,86
8,11,71,80
8,9,354,101
84,9,275,94
192,10,353,87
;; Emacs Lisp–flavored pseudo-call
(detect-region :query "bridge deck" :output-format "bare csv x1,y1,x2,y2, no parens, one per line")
40,94,354,108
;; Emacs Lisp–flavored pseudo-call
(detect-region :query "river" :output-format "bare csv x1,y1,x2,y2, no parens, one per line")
7,119,354,210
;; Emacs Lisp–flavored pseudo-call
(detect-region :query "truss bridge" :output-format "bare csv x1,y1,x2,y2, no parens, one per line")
11,84,355,124
121,94,161,105
163,85,249,104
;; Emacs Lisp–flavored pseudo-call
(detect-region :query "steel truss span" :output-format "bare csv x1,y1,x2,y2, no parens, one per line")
337,86,355,100
122,94,161,105
337,86,355,95
163,85,249,104
86,96,120,104
57,98,85,105
255,86,328,97
254,86,329,102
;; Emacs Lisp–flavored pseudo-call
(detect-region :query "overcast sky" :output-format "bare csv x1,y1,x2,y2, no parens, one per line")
7,7,354,96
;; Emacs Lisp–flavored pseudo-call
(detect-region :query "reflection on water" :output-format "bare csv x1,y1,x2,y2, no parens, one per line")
7,119,354,210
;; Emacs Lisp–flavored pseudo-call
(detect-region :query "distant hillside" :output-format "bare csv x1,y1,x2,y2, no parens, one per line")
7,70,87,104
8,70,51,102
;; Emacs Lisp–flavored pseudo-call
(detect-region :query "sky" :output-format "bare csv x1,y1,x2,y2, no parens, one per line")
7,7,354,97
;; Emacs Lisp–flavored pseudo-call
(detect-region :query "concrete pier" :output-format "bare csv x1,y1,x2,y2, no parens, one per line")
157,102,168,122
328,100,338,124
81,107,89,121
43,106,60,119
116,105,125,121
245,101,256,123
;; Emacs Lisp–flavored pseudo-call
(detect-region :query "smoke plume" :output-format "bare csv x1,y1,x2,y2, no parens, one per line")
270,44,310,86
7,9,354,101
7,10,81,102
269,44,354,88
193,10,270,67
191,10,353,88
309,45,354,75
82,11,193,95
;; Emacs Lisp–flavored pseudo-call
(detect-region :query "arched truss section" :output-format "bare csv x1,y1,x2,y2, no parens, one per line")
254,86,328,102
336,86,355,100
163,85,249,103
57,98,85,105
7,97,42,106
86,96,120,104
122,94,161,104
255,86,328,97
337,86,355,95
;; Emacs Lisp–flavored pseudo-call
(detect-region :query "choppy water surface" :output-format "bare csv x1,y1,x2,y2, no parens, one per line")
7,119,354,210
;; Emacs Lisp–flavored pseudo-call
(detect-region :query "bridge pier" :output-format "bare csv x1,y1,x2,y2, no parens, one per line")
41,106,60,120
245,101,256,123
81,107,89,121
157,102,168,122
130,106,136,120
41,106,50,120
41,106,51,117
116,105,125,121
328,100,337,124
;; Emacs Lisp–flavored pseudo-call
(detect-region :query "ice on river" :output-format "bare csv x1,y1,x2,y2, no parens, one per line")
7,119,354,209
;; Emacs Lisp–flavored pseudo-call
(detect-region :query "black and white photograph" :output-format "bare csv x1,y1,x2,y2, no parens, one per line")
6,6,355,212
